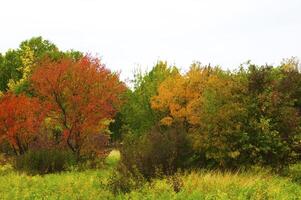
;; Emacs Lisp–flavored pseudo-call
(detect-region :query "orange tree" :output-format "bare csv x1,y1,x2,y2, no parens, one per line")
0,93,45,155
31,56,126,159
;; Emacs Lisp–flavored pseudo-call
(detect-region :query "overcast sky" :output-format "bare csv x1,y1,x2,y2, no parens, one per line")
1,0,300,81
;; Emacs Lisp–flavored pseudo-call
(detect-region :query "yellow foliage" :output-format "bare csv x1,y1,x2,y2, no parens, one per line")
228,151,240,159
8,44,34,92
160,116,173,126
151,64,217,127
98,118,115,134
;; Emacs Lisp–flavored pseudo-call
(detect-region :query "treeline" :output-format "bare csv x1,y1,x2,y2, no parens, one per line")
0,37,301,177
109,58,301,185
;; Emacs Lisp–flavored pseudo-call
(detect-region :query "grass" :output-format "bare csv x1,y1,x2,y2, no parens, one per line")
0,151,300,200
105,149,120,167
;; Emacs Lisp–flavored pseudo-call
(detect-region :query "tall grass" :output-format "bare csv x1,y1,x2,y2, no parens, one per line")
0,151,300,199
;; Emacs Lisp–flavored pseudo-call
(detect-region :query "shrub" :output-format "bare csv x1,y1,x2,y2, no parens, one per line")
15,149,76,174
0,141,15,157
119,126,193,180
282,163,301,184
106,163,145,194
168,172,184,193
80,133,110,159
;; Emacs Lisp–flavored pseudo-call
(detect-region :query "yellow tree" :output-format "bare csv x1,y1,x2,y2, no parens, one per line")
151,64,248,168
151,63,218,128
8,44,34,93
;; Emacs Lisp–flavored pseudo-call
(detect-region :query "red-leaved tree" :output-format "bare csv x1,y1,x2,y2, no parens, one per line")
31,56,126,158
0,94,45,155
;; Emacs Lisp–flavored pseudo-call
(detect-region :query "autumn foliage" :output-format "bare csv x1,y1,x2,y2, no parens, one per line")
31,56,126,158
149,62,301,169
0,37,301,175
0,94,45,155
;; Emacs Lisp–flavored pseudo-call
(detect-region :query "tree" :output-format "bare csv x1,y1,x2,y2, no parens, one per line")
7,44,35,94
152,62,301,169
8,37,60,94
151,63,220,129
0,94,45,155
120,61,178,135
151,64,245,167
0,50,22,92
31,56,126,158
190,69,248,168
243,64,301,168
0,36,83,94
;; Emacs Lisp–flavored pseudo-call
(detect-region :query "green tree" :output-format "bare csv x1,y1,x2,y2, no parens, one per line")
119,61,178,135
236,63,301,168
0,50,22,92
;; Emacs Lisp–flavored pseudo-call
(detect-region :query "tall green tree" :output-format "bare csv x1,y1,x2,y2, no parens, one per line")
119,61,178,135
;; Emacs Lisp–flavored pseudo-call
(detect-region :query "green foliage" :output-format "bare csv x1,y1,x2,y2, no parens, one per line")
14,150,76,174
63,49,83,61
119,61,178,135
241,64,301,168
283,163,301,184
19,36,58,60
151,61,301,169
188,68,249,169
107,163,146,194
0,50,22,92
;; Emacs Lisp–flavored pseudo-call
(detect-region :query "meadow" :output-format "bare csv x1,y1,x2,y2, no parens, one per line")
1,150,301,200
1,37,301,200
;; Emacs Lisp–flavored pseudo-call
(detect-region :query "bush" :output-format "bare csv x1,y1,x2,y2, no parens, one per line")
119,126,193,180
80,133,110,159
0,140,15,156
106,163,145,194
282,163,301,184
15,149,76,174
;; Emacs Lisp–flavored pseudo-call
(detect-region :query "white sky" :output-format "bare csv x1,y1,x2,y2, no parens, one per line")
1,0,301,81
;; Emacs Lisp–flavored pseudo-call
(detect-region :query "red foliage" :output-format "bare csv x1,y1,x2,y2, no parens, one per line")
31,55,126,157
0,94,45,155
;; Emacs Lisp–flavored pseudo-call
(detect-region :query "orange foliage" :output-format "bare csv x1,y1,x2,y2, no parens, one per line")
0,94,45,155
31,56,126,157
